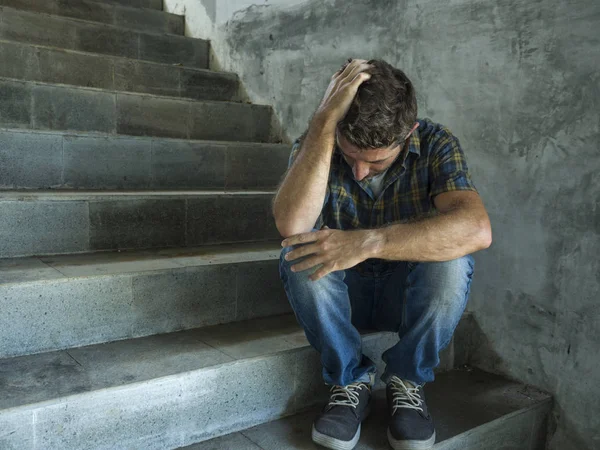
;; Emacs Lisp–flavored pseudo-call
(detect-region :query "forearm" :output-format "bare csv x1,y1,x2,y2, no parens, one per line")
365,207,492,262
273,116,335,237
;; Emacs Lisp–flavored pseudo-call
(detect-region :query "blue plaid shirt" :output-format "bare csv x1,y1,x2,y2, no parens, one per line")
288,118,477,231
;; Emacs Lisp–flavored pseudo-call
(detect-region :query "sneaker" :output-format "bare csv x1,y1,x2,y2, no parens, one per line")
311,381,372,450
386,376,435,450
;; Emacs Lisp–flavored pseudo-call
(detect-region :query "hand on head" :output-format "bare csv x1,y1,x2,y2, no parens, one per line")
315,58,374,130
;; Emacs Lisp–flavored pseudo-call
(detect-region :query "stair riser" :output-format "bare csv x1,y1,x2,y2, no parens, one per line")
0,333,447,449
0,131,288,190
0,7,207,68
79,0,163,10
0,41,240,101
0,0,182,35
0,194,278,258
0,80,273,141
0,41,239,102
0,260,291,359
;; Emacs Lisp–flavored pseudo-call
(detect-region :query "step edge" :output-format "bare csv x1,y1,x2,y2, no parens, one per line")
0,237,281,261
0,38,237,77
0,76,270,110
0,190,277,199
0,243,283,286
0,127,289,148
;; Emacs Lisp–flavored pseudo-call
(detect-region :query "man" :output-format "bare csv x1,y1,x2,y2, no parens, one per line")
273,58,492,450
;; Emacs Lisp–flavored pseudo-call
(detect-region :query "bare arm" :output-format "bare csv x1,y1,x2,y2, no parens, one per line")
273,59,373,238
365,190,492,261
281,191,492,280
272,118,336,237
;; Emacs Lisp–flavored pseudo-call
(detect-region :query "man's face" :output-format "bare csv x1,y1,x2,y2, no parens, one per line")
336,132,403,182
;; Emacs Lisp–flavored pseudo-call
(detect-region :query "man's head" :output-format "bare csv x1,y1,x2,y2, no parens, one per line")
336,59,418,181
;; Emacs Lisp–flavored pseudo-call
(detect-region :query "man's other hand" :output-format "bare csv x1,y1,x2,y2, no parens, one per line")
281,227,378,281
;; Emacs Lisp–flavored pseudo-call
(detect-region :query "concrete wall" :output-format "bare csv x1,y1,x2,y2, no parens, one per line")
163,0,307,115
167,0,600,448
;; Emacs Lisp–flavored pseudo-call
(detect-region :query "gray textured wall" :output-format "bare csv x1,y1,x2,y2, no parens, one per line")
219,0,600,448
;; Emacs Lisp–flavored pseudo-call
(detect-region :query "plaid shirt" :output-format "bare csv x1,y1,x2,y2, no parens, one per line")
288,118,477,231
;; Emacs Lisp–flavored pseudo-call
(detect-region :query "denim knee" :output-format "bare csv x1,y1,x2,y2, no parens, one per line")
409,256,473,300
405,255,474,330
279,246,309,286
279,246,348,310
279,246,318,304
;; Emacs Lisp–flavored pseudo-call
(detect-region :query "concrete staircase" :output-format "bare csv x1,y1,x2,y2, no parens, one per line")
0,1,551,449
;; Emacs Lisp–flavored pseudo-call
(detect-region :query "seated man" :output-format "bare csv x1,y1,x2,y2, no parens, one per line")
273,58,492,450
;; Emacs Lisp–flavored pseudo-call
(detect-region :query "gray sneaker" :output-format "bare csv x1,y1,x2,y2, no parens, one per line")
312,381,372,450
386,377,435,450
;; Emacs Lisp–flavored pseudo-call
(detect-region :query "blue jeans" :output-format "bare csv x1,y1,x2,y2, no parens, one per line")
279,247,474,386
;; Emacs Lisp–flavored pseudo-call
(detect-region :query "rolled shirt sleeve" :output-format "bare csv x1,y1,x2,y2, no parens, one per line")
287,138,302,169
428,133,477,199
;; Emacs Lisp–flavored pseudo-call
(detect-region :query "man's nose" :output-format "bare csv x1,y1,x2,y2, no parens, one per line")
353,163,370,181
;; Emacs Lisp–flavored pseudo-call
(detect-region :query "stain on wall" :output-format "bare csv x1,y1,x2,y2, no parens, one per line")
171,0,600,448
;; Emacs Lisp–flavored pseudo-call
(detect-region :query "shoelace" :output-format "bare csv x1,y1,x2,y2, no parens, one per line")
327,383,368,409
389,376,424,414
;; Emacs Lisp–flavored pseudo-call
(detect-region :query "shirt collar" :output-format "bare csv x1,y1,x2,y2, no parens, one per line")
387,125,421,172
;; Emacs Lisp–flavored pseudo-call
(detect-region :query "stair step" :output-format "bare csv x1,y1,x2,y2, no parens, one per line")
0,6,207,68
0,190,279,258
182,370,551,450
184,370,551,450
0,130,288,190
0,0,183,35
0,78,275,141
0,41,240,101
1,241,283,283
0,242,290,358
0,315,469,449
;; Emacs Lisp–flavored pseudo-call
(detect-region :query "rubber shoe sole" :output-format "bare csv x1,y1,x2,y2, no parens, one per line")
312,423,361,450
387,428,436,450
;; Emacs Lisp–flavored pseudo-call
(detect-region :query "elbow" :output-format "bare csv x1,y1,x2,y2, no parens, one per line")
272,201,294,239
272,199,318,239
274,216,309,239
274,213,290,238
476,219,493,250
276,222,297,240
